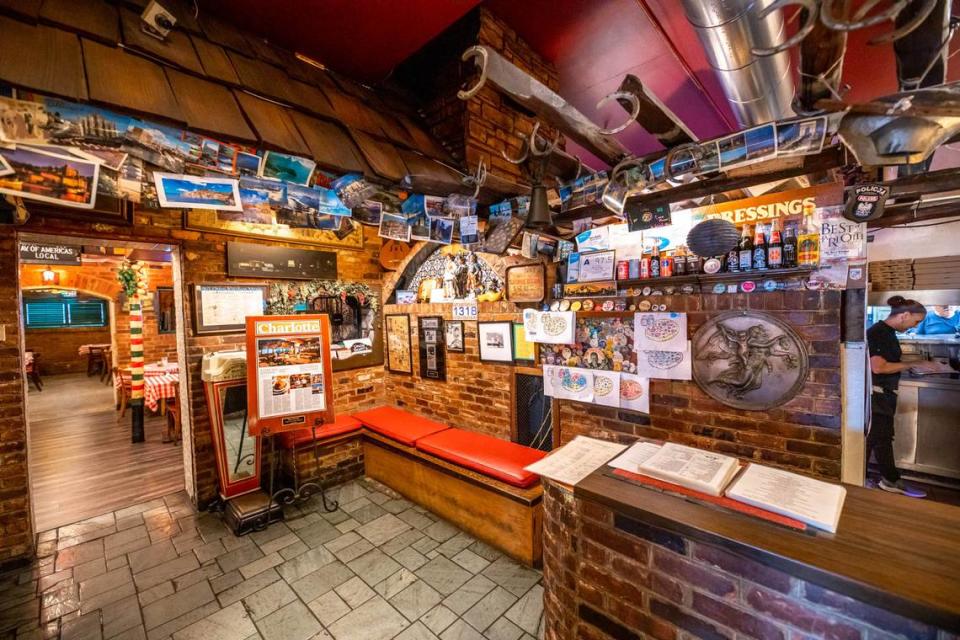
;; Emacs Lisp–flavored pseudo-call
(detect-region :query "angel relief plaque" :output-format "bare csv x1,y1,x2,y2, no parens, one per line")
692,311,808,411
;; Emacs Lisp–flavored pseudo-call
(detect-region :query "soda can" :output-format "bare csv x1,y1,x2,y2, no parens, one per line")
628,258,640,279
640,257,651,279
617,260,630,280
660,256,673,278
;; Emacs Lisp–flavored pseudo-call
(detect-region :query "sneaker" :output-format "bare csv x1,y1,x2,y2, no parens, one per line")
878,478,927,498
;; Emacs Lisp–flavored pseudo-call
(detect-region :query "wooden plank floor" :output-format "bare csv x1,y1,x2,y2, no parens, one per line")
27,373,184,532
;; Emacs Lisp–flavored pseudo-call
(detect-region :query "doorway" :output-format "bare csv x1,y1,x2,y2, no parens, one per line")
18,233,193,533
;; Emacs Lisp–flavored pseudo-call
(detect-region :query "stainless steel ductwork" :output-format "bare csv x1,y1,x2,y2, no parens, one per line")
680,0,795,126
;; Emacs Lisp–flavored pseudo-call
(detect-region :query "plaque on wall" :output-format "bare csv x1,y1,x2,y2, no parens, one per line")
505,264,546,303
385,314,413,375
227,242,337,280
19,241,81,264
691,310,808,411
418,316,446,381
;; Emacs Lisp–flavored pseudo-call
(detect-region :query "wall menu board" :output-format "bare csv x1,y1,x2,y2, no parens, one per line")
245,315,334,436
418,316,446,381
505,264,546,303
193,284,267,335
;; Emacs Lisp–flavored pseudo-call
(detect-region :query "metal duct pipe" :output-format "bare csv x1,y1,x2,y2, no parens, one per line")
680,0,795,126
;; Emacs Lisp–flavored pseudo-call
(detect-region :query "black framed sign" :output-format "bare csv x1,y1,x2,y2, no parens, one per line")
445,320,464,353
192,283,268,335
19,241,81,264
227,241,337,280
418,316,446,381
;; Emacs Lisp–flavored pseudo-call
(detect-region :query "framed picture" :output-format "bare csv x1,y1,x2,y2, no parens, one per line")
396,290,416,304
512,322,536,363
226,241,337,280
296,284,384,372
185,209,364,250
478,321,514,363
577,250,616,282
418,316,446,381
505,263,546,303
193,284,268,335
445,320,464,353
385,314,413,374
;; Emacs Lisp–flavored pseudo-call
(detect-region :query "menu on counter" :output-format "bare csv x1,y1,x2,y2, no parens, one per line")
637,443,741,496
608,441,662,473
524,436,627,486
725,464,847,533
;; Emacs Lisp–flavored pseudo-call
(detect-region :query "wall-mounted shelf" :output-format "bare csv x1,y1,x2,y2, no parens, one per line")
613,266,816,290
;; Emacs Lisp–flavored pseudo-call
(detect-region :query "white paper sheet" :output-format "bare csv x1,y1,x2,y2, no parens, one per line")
726,464,847,533
543,365,594,402
524,435,627,485
591,370,620,408
523,308,540,342
533,311,576,345
636,342,692,380
634,312,688,352
619,373,650,413
608,441,662,473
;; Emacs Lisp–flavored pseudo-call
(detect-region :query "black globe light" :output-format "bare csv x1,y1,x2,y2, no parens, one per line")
686,217,739,257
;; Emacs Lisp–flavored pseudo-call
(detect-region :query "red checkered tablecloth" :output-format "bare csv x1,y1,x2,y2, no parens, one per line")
145,374,180,412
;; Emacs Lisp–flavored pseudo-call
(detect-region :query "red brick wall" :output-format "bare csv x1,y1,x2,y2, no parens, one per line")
24,327,111,375
542,481,948,640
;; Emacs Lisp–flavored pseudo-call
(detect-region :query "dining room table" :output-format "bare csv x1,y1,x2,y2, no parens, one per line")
116,361,180,415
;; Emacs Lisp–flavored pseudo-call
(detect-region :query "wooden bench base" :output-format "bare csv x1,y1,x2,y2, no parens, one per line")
363,433,543,567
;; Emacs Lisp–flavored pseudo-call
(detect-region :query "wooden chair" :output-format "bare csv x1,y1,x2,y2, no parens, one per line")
164,392,181,444
114,367,131,417
100,348,113,385
87,346,106,377
25,352,42,392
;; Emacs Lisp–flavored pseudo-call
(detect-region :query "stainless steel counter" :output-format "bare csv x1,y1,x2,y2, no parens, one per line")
894,375,960,479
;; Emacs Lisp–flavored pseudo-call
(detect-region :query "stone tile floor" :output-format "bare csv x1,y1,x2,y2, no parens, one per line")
0,479,544,640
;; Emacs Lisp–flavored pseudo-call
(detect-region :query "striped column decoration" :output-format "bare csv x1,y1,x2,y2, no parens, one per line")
118,259,149,443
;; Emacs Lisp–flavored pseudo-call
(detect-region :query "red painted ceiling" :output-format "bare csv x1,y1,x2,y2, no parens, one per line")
202,0,960,164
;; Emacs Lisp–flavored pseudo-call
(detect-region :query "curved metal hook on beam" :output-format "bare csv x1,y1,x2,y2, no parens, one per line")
467,160,488,199
609,156,651,193
751,0,819,56
868,0,939,44
820,0,907,31
595,91,640,135
529,122,560,157
663,143,702,183
457,46,489,100
501,133,530,165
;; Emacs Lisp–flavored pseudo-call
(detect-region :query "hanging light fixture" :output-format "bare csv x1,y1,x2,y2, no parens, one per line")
41,267,58,285
526,183,552,229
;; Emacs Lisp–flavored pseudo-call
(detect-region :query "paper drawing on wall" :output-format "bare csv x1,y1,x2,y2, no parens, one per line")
634,312,687,352
692,311,808,411
592,370,620,408
543,365,594,403
636,342,692,380
539,316,634,372
619,373,649,413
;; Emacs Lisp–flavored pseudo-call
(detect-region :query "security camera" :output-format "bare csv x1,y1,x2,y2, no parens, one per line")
141,0,176,41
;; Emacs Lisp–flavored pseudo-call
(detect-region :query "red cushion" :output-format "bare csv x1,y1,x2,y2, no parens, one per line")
278,415,362,449
352,406,449,446
415,428,547,488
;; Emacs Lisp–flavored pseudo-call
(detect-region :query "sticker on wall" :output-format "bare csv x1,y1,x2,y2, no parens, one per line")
619,373,650,413
634,312,687,353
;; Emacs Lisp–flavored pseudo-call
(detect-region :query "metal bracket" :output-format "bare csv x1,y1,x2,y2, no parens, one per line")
821,0,908,31
752,0,820,56
457,46,490,100
596,91,640,135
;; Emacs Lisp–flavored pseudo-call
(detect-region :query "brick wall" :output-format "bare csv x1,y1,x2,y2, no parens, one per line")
24,327,111,375
0,209,386,566
542,481,952,640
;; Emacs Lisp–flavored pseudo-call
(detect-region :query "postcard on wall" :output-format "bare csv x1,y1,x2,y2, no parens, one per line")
259,151,316,186
353,200,383,226
0,146,100,209
0,152,12,177
523,308,541,342
154,172,241,211
634,312,688,353
777,116,827,157
591,370,620,408
429,217,455,244
459,214,479,245
575,225,610,252
0,97,51,143
636,342,692,381
543,365,594,403
445,320,464,352
619,373,650,414
379,211,412,242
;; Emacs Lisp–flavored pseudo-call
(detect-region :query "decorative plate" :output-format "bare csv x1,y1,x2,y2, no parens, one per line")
638,300,652,311
550,300,561,311
570,301,582,311
582,300,595,311
601,300,614,311
558,299,571,311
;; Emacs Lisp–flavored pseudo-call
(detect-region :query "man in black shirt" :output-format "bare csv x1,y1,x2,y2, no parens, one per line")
867,296,951,497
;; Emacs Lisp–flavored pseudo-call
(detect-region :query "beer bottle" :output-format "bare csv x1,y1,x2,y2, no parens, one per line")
798,204,820,267
737,224,753,272
674,245,687,276
650,243,661,278
782,222,798,268
752,223,768,270
767,219,783,269
687,250,702,274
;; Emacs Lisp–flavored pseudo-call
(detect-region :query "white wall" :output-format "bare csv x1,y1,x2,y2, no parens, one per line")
867,217,960,262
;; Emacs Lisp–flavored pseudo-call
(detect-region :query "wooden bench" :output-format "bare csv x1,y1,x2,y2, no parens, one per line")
354,406,546,567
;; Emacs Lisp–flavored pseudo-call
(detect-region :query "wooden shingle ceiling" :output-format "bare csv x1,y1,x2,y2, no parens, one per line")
0,0,462,192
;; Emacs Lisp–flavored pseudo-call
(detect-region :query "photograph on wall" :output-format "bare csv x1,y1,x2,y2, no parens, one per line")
717,132,748,168
777,117,826,156
0,97,51,142
259,151,316,186
512,322,536,363
592,369,621,408
539,315,636,373
445,320,464,352
429,216,455,244
636,342,692,380
418,316,446,381
385,313,413,374
619,373,650,413
0,146,100,209
236,151,261,177
153,172,242,211
410,213,431,241
634,312,688,353
353,200,383,226
459,214,479,244
478,321,514,363
186,207,365,249
379,211,412,242
543,365,594,403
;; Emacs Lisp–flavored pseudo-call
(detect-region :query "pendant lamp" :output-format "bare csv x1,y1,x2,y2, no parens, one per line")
526,183,552,229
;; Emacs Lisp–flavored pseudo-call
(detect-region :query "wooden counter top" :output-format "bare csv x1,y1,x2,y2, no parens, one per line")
574,470,960,632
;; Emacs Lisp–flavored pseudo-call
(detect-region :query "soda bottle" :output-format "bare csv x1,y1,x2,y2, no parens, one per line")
782,222,798,268
797,203,820,267
752,223,768,270
650,243,661,277
767,219,783,269
737,224,753,271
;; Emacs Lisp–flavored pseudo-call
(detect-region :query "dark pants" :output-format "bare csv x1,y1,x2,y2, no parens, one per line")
868,391,900,483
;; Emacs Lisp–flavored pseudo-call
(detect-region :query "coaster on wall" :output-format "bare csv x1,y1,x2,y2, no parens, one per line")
601,300,614,311
703,258,722,274
550,300,561,311
712,283,726,294
614,299,627,311
558,299,571,311
741,281,757,293
680,284,696,294
638,300,652,311
656,304,667,311
763,279,778,292
641,286,652,296
570,300,582,311
629,304,637,311
582,299,595,311
664,286,677,295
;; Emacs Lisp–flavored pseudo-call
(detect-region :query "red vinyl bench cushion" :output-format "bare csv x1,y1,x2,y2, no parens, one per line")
414,428,547,488
278,415,362,449
352,406,449,446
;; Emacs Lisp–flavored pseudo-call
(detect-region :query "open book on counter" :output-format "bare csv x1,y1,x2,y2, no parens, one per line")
608,441,847,533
